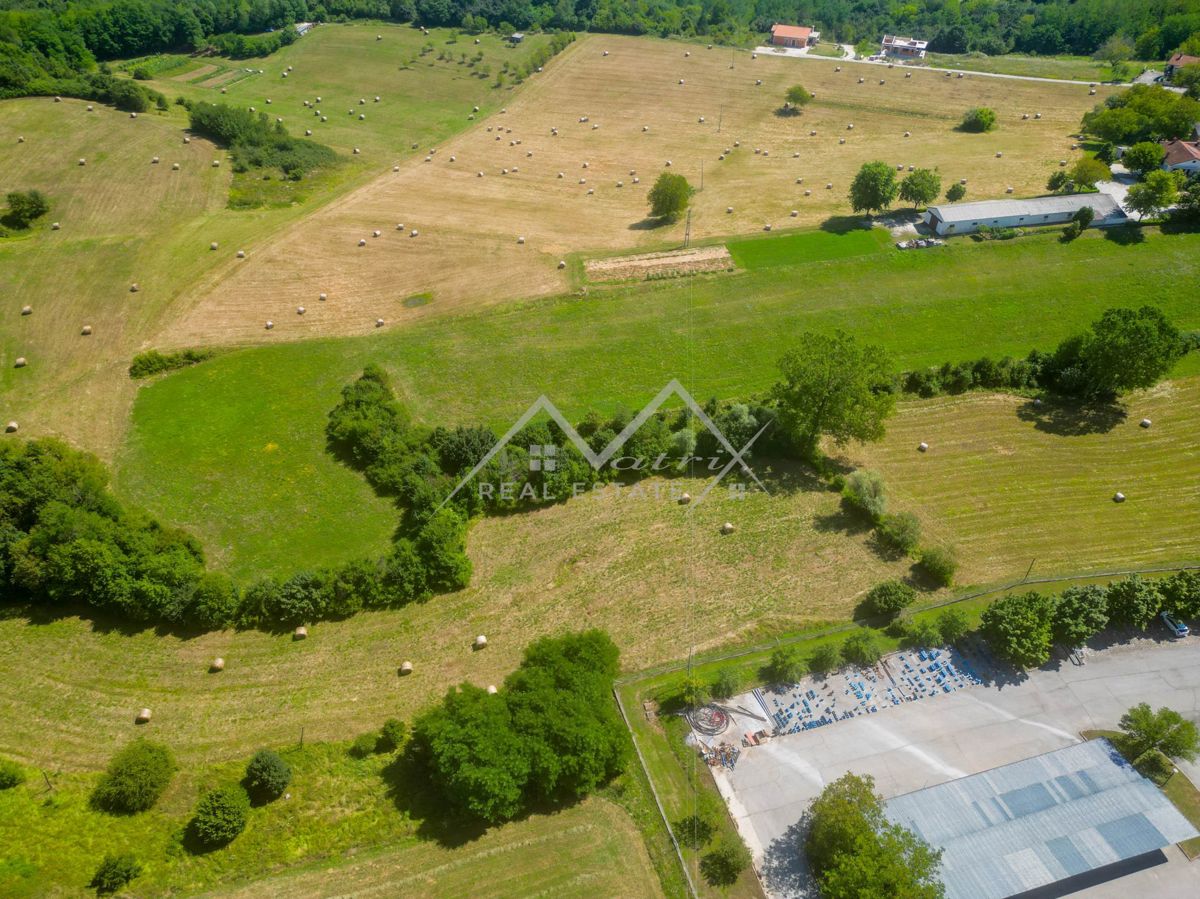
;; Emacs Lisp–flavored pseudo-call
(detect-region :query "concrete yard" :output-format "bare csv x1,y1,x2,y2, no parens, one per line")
708,636,1200,898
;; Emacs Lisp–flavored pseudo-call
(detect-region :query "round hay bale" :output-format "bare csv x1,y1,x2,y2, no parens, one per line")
1022,113,1029,120
373,230,381,238
617,180,623,187
78,158,86,166
266,99,272,104
905,72,912,78
129,284,139,293
720,522,734,535
376,318,385,328
319,292,328,301
633,176,640,183
839,138,845,144
897,164,904,170
764,223,772,231
1089,89,1096,95
360,114,366,120
847,123,854,130
358,238,366,246
5,422,17,433
1070,143,1079,150
587,188,594,194
213,159,221,167
699,116,705,123
763,149,769,156
321,116,327,122
755,78,762,85
558,260,566,269
375,96,380,103
151,156,159,164
1113,492,1125,503
1059,159,1067,166
359,98,365,105
487,685,498,694
579,176,586,183
996,151,1003,158
826,182,832,189
809,130,816,136
665,160,672,166
478,171,484,177
517,236,525,244
835,66,841,72
685,51,690,57
790,209,798,217
751,52,757,59
17,136,24,143
473,106,480,112
21,305,32,314
908,165,915,171
679,78,685,85
1140,418,1152,428
353,147,360,154
679,492,691,505
410,229,418,237
858,77,865,83
796,177,803,184
603,50,609,56
297,306,306,315
210,658,225,672
400,661,413,675
136,708,151,723
474,634,488,649
306,129,312,136
130,112,137,118
54,96,61,102
582,161,589,168
210,241,219,250
904,131,911,137
293,626,308,640
51,222,61,230
452,154,458,161
918,442,928,452
316,96,322,102
960,178,967,185
804,188,811,195
172,162,180,170
880,79,886,84
377,34,383,40
1035,112,1042,119
393,165,400,172
221,88,227,94
81,325,92,336
237,249,245,258
1006,186,1014,193
726,206,733,213
642,125,649,132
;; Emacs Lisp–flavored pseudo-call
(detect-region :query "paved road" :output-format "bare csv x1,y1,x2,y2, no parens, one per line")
712,635,1200,898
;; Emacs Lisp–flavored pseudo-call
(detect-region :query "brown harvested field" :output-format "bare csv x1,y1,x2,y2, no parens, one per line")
161,32,1115,346
208,798,663,899
585,244,733,280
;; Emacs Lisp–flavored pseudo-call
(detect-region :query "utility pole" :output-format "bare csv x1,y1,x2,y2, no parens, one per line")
683,208,692,248
717,105,723,134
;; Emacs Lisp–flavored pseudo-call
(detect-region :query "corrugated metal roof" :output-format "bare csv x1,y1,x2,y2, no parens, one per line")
884,740,1199,899
926,193,1121,223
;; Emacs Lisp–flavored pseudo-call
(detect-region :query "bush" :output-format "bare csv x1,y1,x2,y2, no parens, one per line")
189,785,250,847
918,547,957,587
945,182,967,202
904,619,943,649
128,348,214,379
378,718,408,752
676,812,716,849
960,107,997,132
244,749,290,802
809,642,842,674
767,645,806,684
1061,221,1082,241
0,757,25,789
4,189,50,228
1134,748,1176,786
863,580,917,618
877,512,921,554
936,608,971,645
90,853,142,894
842,630,883,667
843,470,887,522
350,731,381,758
92,740,176,814
711,666,741,699
700,838,751,886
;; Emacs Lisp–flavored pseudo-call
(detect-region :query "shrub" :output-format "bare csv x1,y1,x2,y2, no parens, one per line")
809,643,842,674
711,666,741,700
90,853,142,894
0,757,25,789
700,838,751,886
904,619,943,649
128,348,214,379
878,512,921,554
678,674,711,709
960,107,997,132
92,740,176,814
918,546,958,587
378,718,408,753
1134,748,1175,786
244,749,290,802
863,580,917,618
936,608,971,645
676,813,716,849
1061,221,1082,241
767,645,806,684
350,732,381,758
189,785,250,847
4,189,50,229
945,182,967,202
842,630,883,667
843,470,887,522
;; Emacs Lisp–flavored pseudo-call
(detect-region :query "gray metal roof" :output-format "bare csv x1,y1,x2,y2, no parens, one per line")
926,193,1121,223
884,740,1199,899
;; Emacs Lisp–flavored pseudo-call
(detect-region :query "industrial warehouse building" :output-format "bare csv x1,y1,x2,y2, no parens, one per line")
922,193,1124,235
884,740,1199,899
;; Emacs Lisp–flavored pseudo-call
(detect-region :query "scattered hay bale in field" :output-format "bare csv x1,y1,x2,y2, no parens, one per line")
373,230,381,238
751,52,757,59
905,72,912,78
755,79,762,85
16,136,23,143
487,685,498,694
633,176,640,183
858,77,864,83
1089,88,1096,95
297,306,306,314
14,358,26,368
502,167,509,174
172,162,180,170
78,157,86,165
835,66,841,72
1060,159,1067,166
359,98,365,105
266,99,272,104
603,50,609,56
1022,113,1030,120
617,180,623,187
665,160,672,166
306,129,312,135
679,492,691,505
319,292,328,300
897,164,904,170
764,223,772,231
410,229,418,237
579,176,586,183
642,125,649,132
959,178,967,184
474,635,488,650
293,626,307,640
904,131,911,137
698,116,705,123
517,236,525,244
1035,112,1042,119
684,51,690,57
790,209,798,217
679,78,684,85
376,318,385,327
400,661,413,675
826,182,832,189
393,165,399,172
1070,143,1078,150
918,442,928,452
473,105,479,112
54,96,62,102
1140,418,1152,428
763,150,769,156
796,176,803,183
129,284,139,293
136,708,151,724
221,88,227,94
879,79,886,85
1006,186,1014,193
236,249,245,258
721,522,734,535
210,241,219,250
353,147,360,154
21,305,32,314
558,260,566,269
374,96,380,103
212,159,220,166
5,422,17,433
587,187,594,194
478,171,485,177
996,151,1003,157
809,130,816,136
452,155,458,161
321,116,327,122
847,123,854,130
210,658,224,672
1113,492,1125,503
81,325,92,336
377,34,382,40
360,114,366,120
358,238,367,246
839,138,845,144
86,104,93,111
51,222,60,230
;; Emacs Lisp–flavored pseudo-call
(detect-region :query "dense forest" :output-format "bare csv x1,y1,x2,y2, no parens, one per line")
3,0,1200,102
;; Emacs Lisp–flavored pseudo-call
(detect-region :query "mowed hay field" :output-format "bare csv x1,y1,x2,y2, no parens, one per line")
850,379,1200,583
161,32,1116,346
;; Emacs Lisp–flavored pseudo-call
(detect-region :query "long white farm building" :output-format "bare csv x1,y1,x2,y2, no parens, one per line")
922,194,1124,236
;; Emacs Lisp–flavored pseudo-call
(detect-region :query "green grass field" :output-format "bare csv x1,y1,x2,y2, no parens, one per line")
727,225,892,268
924,52,1142,82
116,227,1200,577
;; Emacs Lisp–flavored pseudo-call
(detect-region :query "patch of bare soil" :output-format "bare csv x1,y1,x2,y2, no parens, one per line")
585,244,734,281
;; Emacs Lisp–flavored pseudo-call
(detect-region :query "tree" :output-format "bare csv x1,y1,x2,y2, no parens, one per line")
843,630,883,666
1076,306,1184,398
1161,570,1200,620
878,512,921,554
980,591,1055,669
700,838,751,886
898,168,941,209
842,470,887,521
772,332,896,457
1072,205,1096,230
944,183,966,202
1093,34,1133,67
416,507,472,592
1122,141,1166,177
959,107,997,132
864,580,917,618
784,83,813,111
1070,157,1111,190
679,674,710,708
189,785,250,847
1047,170,1072,193
647,172,692,221
676,813,716,849
244,749,291,803
918,546,957,587
1119,703,1200,762
378,718,408,752
4,189,50,228
1051,585,1108,647
1104,574,1163,630
809,642,842,674
767,645,805,684
848,161,899,215
1174,64,1200,99
711,666,741,699
92,740,176,814
90,853,142,894
1125,169,1184,219
936,608,970,645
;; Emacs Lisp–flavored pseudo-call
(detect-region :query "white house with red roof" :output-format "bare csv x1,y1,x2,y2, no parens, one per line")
770,24,819,49
1162,138,1200,174
1165,53,1200,81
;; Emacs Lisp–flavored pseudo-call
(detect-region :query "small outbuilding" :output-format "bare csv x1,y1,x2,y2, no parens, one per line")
922,194,1124,236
